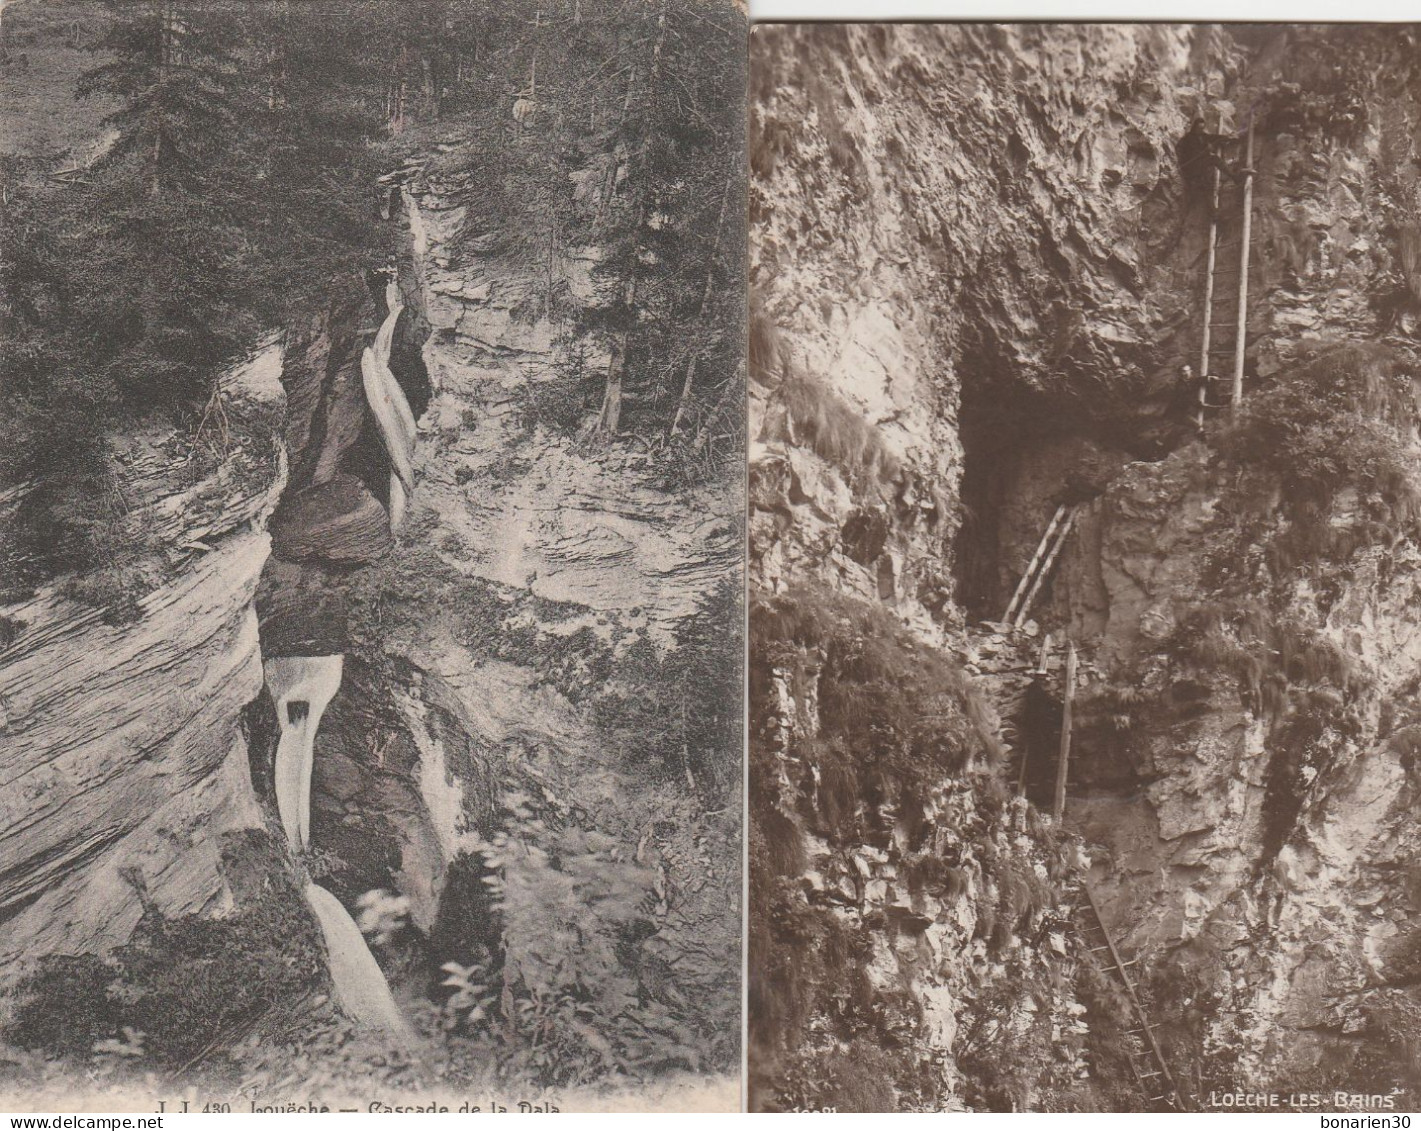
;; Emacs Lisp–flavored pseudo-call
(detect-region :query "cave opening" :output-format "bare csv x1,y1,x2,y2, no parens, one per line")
954,354,1160,626
427,850,504,1000
954,368,1095,624
1016,676,1064,811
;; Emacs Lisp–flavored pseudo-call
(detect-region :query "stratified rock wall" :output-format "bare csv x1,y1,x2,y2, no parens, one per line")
405,183,739,633
0,344,287,976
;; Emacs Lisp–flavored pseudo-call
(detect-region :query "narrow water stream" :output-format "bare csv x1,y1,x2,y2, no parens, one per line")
362,278,417,531
254,280,420,1043
264,654,412,1043
304,881,414,1042
263,655,343,851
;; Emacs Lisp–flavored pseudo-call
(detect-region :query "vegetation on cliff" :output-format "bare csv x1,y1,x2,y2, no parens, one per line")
749,585,1078,1111
1,0,744,597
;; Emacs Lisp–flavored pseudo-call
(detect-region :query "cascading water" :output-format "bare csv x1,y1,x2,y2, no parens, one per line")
265,654,412,1043
264,655,343,851
361,277,418,531
250,263,424,1042
303,882,413,1040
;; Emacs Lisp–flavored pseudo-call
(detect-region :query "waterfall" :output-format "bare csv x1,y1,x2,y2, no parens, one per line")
303,881,413,1042
251,265,421,1043
263,654,411,1043
361,278,418,532
264,655,343,851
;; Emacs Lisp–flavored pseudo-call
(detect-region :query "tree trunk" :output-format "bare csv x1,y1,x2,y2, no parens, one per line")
1053,642,1077,822
669,161,735,437
596,334,626,435
422,54,439,118
266,0,288,111
594,0,667,438
157,0,170,68
150,127,162,197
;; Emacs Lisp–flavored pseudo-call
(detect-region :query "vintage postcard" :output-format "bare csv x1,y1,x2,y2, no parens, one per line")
1,0,744,1112
9,5,1421,1119
748,21,1421,1114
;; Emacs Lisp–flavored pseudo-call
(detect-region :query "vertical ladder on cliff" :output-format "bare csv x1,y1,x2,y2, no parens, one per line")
1195,119,1257,430
1002,505,1078,629
1074,884,1189,1112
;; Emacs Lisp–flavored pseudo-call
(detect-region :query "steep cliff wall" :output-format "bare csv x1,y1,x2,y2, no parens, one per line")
751,21,1421,1112
293,158,744,1082
2,0,743,1106
239,122,742,1091
0,342,301,988
752,23,1247,635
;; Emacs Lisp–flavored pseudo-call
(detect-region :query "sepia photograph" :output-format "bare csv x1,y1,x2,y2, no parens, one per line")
0,0,745,1112
749,20,1421,1113
9,1,1421,1120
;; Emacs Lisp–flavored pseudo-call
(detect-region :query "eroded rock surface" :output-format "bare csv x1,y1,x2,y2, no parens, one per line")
0,343,287,976
752,21,1421,1111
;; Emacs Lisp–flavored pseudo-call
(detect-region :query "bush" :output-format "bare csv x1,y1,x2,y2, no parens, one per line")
7,834,325,1067
445,794,724,1087
1217,343,1420,527
752,586,1002,846
774,369,902,489
749,583,1069,1111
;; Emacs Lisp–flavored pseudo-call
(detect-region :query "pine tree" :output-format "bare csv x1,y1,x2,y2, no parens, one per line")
78,1,240,199
573,0,745,451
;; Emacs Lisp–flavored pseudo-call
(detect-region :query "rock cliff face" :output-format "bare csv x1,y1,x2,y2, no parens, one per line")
294,159,743,1070
751,22,1421,1111
246,130,741,1084
0,343,287,976
2,117,740,1100
403,177,740,631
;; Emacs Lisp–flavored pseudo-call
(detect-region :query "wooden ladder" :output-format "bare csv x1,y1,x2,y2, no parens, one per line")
1195,118,1257,429
1075,885,1189,1112
1002,504,1078,629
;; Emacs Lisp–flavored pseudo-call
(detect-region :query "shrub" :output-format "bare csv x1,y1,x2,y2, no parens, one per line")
749,582,1068,1111
774,1040,901,1111
449,796,713,1087
752,585,1002,848
1217,343,1421,528
776,369,902,489
7,835,325,1067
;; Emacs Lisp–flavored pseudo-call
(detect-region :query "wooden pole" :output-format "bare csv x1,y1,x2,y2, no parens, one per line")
1000,505,1068,622
1017,634,1054,797
1003,505,1066,624
1053,641,1076,822
1015,508,1075,630
1231,120,1255,416
1197,165,1220,431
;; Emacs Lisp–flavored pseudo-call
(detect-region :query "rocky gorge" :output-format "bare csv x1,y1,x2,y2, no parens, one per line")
0,0,744,1106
